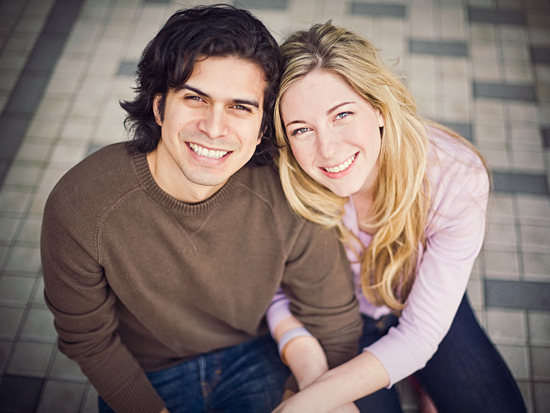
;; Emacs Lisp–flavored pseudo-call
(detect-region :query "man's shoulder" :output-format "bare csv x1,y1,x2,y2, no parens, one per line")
238,163,296,213
45,143,142,223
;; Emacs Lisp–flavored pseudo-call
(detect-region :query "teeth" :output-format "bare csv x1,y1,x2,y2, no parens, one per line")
189,143,228,159
324,154,356,173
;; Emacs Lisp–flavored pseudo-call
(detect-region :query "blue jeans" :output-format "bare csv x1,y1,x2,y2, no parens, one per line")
354,295,527,413
99,334,290,413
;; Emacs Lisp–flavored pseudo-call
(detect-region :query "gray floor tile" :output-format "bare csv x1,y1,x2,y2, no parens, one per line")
0,307,24,340
0,217,20,242
0,375,44,413
350,2,407,18
531,46,550,64
19,308,56,343
36,380,87,413
7,340,54,377
0,339,13,372
496,344,530,380
492,171,549,195
49,350,87,382
0,276,35,306
468,7,526,26
486,308,526,345
409,39,468,57
234,0,287,10
528,311,550,346
144,0,171,3
473,82,537,102
82,385,98,413
485,280,550,311
534,382,550,413
531,346,550,381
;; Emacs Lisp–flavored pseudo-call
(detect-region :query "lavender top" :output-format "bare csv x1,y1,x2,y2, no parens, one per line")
267,127,490,386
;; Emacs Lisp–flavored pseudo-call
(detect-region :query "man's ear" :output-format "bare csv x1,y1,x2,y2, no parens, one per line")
153,95,162,126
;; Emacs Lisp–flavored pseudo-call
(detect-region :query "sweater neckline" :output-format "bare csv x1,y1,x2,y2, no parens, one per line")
132,149,241,215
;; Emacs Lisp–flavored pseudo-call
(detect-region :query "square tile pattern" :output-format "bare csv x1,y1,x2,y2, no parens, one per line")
0,0,549,412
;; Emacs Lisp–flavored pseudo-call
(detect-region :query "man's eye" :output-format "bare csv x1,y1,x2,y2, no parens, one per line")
233,105,251,112
290,127,310,136
185,95,204,102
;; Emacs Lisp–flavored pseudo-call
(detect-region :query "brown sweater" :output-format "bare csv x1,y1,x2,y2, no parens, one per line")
41,143,361,413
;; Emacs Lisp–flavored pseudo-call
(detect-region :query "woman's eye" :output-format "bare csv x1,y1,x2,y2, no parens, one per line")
335,112,351,120
290,127,310,136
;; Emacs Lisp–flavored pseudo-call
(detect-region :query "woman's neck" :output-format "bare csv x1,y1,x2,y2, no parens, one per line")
351,192,376,234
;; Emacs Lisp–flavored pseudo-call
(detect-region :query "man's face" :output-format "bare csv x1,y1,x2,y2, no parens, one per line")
150,56,266,203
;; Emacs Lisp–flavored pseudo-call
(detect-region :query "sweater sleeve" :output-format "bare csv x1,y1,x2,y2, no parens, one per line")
281,223,363,371
365,159,490,387
41,195,165,413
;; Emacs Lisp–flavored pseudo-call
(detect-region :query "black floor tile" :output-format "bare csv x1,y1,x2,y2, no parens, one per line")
3,74,50,115
0,116,33,161
439,121,473,142
468,7,526,26
473,82,537,102
117,60,138,76
43,0,86,35
234,0,287,10
531,47,550,64
492,171,549,195
0,375,44,413
485,280,550,311
0,0,86,190
409,39,468,57
350,2,407,18
542,128,550,148
25,34,67,73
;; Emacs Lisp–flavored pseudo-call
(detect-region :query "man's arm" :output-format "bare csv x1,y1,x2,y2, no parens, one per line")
41,195,165,413
281,222,362,378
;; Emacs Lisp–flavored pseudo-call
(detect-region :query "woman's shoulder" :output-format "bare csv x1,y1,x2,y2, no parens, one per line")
424,125,490,228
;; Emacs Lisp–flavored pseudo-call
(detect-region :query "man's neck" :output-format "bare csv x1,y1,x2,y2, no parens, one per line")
146,149,226,204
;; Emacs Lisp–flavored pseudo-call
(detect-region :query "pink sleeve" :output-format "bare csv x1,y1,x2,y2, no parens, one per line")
266,288,292,336
365,152,490,387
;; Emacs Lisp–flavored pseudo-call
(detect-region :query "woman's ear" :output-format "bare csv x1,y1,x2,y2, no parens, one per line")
153,95,162,126
377,109,385,128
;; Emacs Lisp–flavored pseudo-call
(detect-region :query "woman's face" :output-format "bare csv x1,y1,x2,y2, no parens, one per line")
280,70,385,198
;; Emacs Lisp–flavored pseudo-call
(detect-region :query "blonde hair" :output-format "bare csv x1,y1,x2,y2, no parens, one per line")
274,22,486,312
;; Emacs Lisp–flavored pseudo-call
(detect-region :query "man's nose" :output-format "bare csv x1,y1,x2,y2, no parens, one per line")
199,107,228,139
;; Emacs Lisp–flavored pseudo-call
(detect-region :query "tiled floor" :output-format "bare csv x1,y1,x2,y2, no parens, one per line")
0,0,549,412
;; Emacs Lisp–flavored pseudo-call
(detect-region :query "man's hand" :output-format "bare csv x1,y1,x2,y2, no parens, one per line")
160,408,170,413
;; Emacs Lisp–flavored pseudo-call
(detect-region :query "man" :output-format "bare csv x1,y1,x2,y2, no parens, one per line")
41,6,361,413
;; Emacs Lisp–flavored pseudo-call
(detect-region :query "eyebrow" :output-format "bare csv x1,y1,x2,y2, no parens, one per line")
285,101,355,128
326,101,354,116
180,85,260,109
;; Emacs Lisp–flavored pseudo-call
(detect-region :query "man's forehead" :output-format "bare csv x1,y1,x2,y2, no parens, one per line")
184,56,266,104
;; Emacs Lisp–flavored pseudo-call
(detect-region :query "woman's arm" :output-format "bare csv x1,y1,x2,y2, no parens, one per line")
273,315,329,390
273,351,389,413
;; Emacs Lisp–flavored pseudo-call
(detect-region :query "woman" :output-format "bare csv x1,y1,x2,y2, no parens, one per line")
267,22,527,413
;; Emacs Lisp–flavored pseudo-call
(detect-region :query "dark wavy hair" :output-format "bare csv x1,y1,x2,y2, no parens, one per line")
121,4,282,165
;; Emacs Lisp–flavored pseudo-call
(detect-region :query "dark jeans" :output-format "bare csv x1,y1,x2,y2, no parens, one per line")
354,295,527,413
98,334,290,413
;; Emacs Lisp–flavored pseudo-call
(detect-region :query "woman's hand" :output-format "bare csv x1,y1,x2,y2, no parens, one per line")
272,351,389,413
